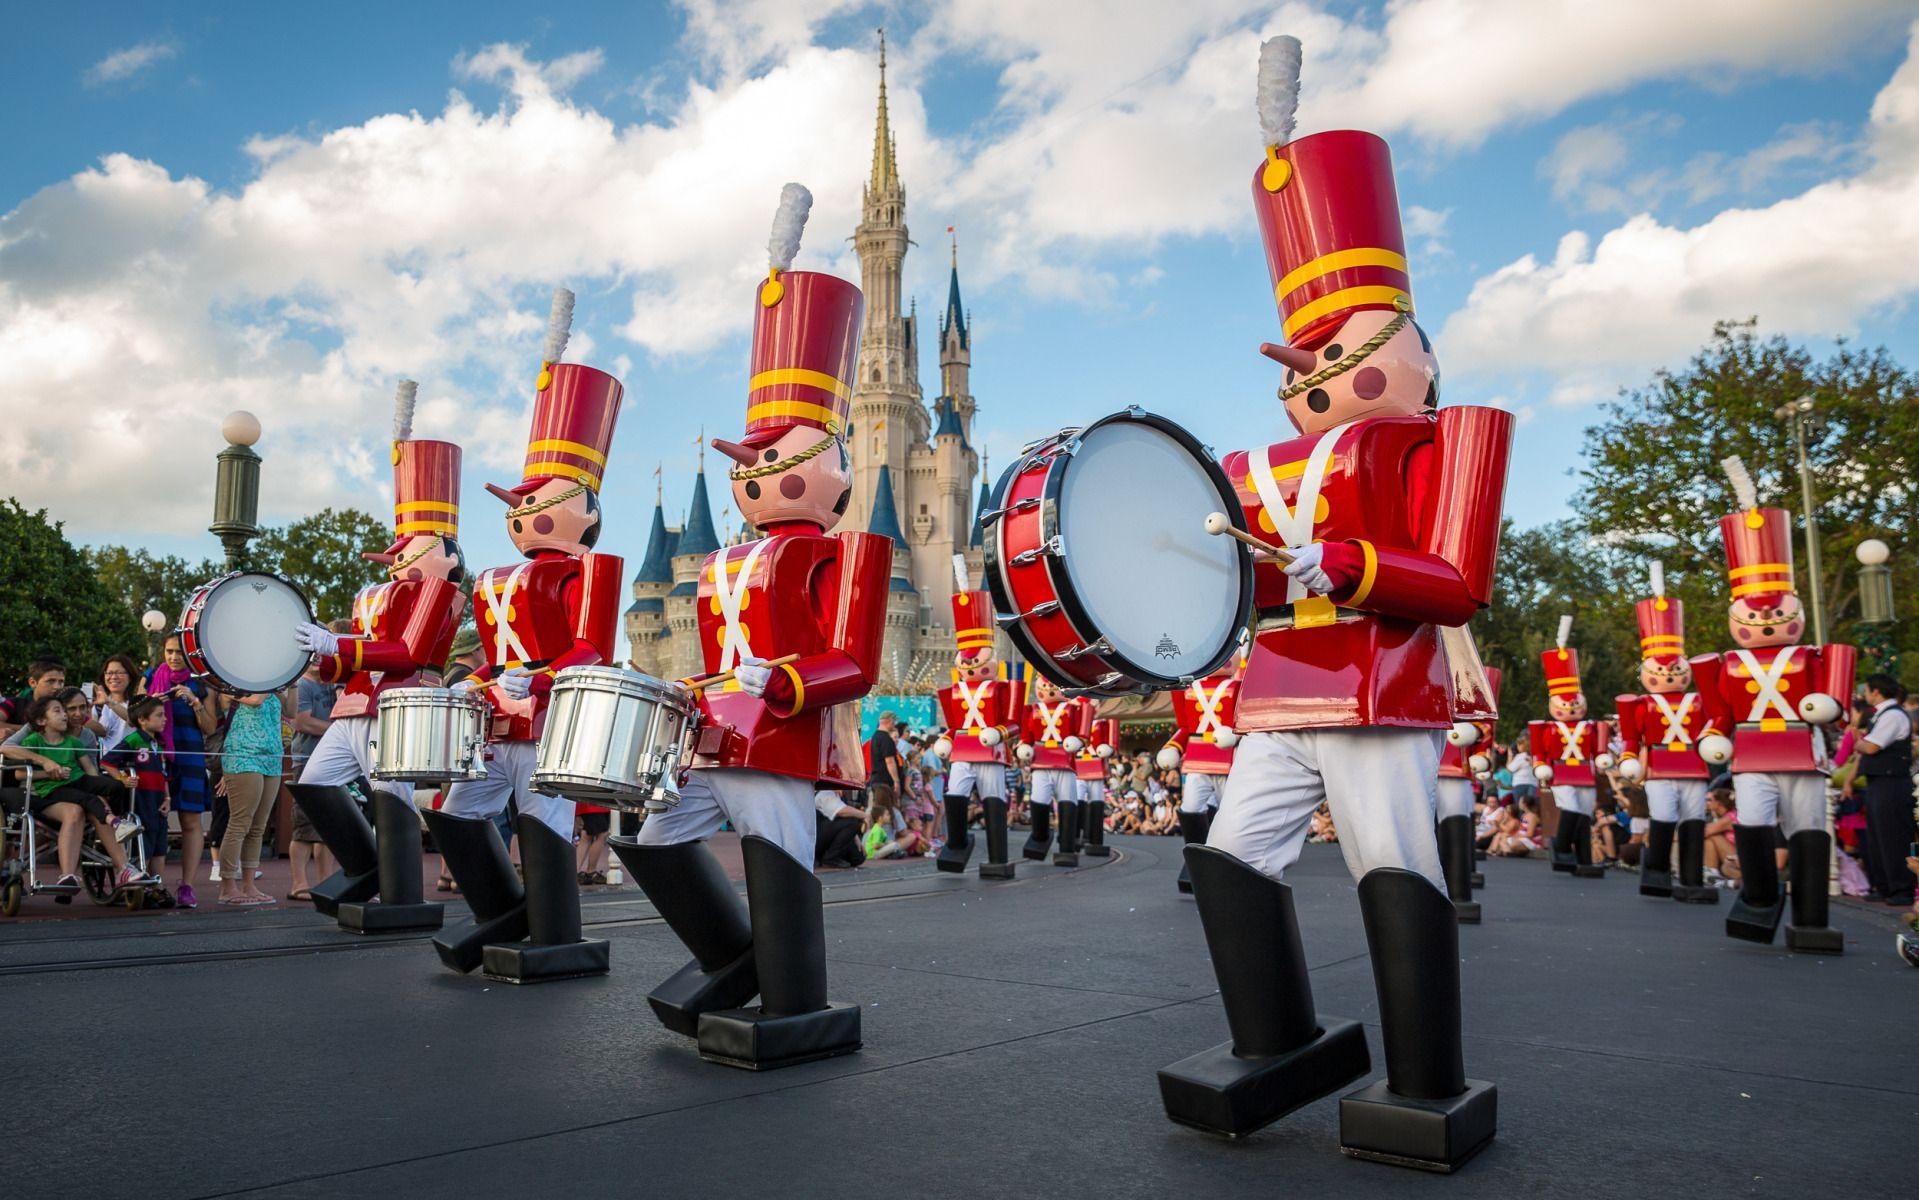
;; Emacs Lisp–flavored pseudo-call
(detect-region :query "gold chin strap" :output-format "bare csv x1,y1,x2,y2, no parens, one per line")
507,484,589,519
391,538,439,574
1280,309,1412,401
728,433,839,481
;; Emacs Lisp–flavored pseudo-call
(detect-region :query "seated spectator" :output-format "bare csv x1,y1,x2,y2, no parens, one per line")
1111,790,1145,835
1703,788,1740,884
92,654,141,753
6,695,153,899
104,696,174,905
1308,803,1339,844
1489,797,1542,857
815,788,867,868
864,787,929,860
0,657,71,740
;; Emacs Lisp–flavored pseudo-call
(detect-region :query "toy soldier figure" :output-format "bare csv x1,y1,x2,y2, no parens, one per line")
935,565,1025,877
1157,37,1510,1172
426,288,625,983
1614,563,1718,903
289,380,464,930
1076,718,1119,858
1528,617,1613,880
614,185,889,1068
1691,458,1854,952
1438,665,1501,923
1018,674,1092,869
1158,659,1241,894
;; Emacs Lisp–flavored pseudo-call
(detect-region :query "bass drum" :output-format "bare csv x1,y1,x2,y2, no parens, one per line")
176,572,315,696
983,407,1252,697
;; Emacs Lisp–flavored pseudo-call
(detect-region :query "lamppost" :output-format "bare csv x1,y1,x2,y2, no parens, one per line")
1855,538,1898,675
141,609,169,668
209,410,263,571
1771,395,1825,645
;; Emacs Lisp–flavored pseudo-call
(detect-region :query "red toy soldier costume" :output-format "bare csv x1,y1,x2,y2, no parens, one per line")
1076,717,1119,858
425,288,624,983
934,566,1025,877
1017,673,1093,867
1157,656,1242,894
1690,458,1854,952
614,185,888,1069
1437,662,1500,923
1528,617,1614,879
1614,562,1718,904
290,380,464,930
1158,38,1510,1171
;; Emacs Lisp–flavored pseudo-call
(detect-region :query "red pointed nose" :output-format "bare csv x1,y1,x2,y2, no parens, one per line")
485,483,522,504
711,438,759,468
1260,342,1318,373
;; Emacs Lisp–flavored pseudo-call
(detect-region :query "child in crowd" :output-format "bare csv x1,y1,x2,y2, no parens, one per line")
576,804,612,885
7,696,153,900
106,697,174,907
863,787,927,860
1703,788,1741,885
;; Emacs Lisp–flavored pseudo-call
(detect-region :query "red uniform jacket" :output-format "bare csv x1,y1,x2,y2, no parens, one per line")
1526,719,1611,789
1022,696,1093,772
1689,644,1856,774
938,677,1025,766
1437,719,1495,780
690,527,889,787
1614,692,1711,780
469,551,623,741
315,576,464,719
1223,407,1510,732
1169,672,1240,776
1076,718,1117,782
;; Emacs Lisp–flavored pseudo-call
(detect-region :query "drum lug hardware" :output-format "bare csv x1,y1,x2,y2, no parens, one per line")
1056,637,1112,663
1125,404,1145,417
996,599,1060,627
1011,537,1062,567
977,496,1040,525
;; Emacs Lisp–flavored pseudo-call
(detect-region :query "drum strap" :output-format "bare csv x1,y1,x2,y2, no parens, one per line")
712,539,769,678
1248,421,1352,604
1647,692,1695,746
1554,720,1588,765
1189,678,1231,739
480,562,534,667
1733,648,1798,724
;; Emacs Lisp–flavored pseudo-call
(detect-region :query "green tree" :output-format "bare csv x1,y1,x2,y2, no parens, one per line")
251,507,389,622
85,545,221,629
0,499,146,685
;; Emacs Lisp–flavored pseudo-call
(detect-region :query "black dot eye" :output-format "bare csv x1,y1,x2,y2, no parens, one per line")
512,519,523,533
1306,389,1331,413
744,481,761,500
1284,369,1295,384
763,449,778,462
1323,343,1343,360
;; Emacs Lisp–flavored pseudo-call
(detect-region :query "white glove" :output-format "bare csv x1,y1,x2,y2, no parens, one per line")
498,668,535,701
1797,692,1841,725
1213,727,1239,749
733,655,773,699
1468,753,1490,774
1280,542,1335,594
293,622,339,657
1616,756,1643,781
1063,735,1085,754
1156,745,1181,771
1594,752,1616,771
451,676,483,692
1446,721,1480,748
932,736,953,759
1533,763,1554,786
979,726,1003,748
1016,743,1035,764
1697,734,1733,765
1096,743,1114,759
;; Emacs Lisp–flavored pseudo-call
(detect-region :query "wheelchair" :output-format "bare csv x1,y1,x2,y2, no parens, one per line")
1,763,153,916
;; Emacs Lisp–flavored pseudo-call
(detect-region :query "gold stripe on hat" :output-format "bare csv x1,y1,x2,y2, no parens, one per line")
1276,248,1409,301
745,399,845,432
1281,285,1411,340
395,520,455,535
1728,563,1791,578
395,501,459,515
1731,581,1795,599
522,456,602,491
526,439,607,468
748,368,853,401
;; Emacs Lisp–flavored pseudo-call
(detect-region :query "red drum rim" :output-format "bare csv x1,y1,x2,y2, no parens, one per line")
174,571,316,697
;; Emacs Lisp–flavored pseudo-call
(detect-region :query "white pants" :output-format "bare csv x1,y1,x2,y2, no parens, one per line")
1077,778,1102,804
947,760,1006,801
296,717,414,802
440,741,569,838
1180,772,1225,813
1209,728,1444,888
1554,786,1595,817
635,767,816,864
1030,768,1076,808
1644,778,1708,824
1436,777,1474,821
1732,772,1827,835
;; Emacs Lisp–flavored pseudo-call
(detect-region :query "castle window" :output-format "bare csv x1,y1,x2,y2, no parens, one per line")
918,504,927,514
871,367,881,383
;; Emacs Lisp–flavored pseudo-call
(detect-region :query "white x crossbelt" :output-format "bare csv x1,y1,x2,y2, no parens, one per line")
1248,420,1353,604
479,562,533,667
1555,720,1589,765
1036,702,1070,744
1733,647,1799,723
1646,692,1696,746
712,539,770,676
956,679,992,731
1188,677,1232,739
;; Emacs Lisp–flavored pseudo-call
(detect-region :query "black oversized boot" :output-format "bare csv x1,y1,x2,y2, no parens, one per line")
1549,807,1577,873
288,783,380,918
1571,814,1607,878
1784,830,1843,955
1437,816,1480,924
1639,819,1676,898
1175,810,1212,894
1022,802,1053,861
422,809,529,972
1082,798,1112,857
483,815,609,983
612,838,758,1035
936,793,974,873
1725,824,1785,944
980,798,1015,879
1671,819,1719,904
1053,801,1080,867
1159,847,1370,1137
337,790,444,933
1339,868,1496,1172
698,835,861,1070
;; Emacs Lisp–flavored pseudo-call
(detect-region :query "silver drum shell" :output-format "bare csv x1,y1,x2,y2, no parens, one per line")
370,688,490,782
533,666,700,811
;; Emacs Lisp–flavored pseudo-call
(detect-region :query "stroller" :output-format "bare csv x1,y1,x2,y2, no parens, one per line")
1,763,153,916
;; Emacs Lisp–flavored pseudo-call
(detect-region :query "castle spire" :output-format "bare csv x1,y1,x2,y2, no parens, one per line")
869,29,899,195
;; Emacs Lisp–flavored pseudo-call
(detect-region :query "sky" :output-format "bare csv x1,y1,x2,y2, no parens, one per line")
4,0,1918,635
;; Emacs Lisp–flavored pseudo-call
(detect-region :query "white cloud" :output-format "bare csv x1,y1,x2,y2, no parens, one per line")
1545,112,1854,215
82,40,178,87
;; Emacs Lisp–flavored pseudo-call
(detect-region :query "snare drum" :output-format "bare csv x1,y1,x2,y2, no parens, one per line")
532,666,700,811
984,408,1252,697
176,572,315,696
369,688,489,782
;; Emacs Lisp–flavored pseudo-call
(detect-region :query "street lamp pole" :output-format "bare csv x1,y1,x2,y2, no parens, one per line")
209,411,264,572
1773,396,1826,645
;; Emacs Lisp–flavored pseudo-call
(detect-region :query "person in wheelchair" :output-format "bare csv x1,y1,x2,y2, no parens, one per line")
3,695,153,901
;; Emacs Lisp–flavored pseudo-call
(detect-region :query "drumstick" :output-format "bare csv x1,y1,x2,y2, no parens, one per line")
683,653,802,693
1203,511,1295,565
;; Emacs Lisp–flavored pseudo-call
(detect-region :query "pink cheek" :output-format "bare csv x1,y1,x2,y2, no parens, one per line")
779,474,807,500
406,568,423,581
1735,627,1752,642
1351,366,1388,400
533,515,555,535
1785,620,1802,639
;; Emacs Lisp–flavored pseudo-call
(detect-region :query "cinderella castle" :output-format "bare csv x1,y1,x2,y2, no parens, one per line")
624,41,998,695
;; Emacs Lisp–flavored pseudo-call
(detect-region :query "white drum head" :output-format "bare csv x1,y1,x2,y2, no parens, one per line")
1055,419,1244,681
197,574,313,693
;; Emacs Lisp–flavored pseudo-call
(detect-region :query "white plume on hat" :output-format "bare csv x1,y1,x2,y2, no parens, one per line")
1556,614,1574,650
392,379,418,443
543,287,576,365
1721,455,1759,511
1648,560,1665,598
768,183,814,272
952,553,971,594
1257,35,1303,147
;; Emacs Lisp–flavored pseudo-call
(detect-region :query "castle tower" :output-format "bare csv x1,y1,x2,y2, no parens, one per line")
939,232,974,440
663,465,722,680
623,489,676,676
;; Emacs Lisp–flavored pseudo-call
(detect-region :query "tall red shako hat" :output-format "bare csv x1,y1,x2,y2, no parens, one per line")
1634,560,1686,664
368,380,461,563
490,287,623,500
1250,35,1413,352
1540,614,1582,700
1717,456,1795,609
950,554,995,663
738,183,863,450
